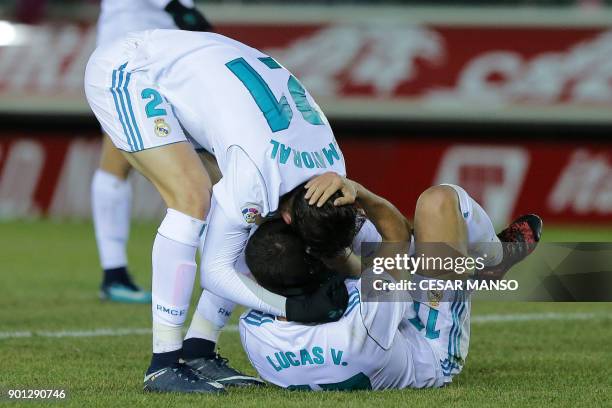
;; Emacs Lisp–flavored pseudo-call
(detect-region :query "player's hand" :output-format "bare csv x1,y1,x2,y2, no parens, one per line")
285,274,349,323
304,172,357,207
165,0,214,32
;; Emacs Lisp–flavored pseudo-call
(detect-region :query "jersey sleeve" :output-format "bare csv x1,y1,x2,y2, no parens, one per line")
212,145,268,228
357,275,409,350
200,147,287,315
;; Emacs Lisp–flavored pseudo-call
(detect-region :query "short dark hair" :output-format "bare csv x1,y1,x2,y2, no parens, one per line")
245,219,332,297
287,183,359,259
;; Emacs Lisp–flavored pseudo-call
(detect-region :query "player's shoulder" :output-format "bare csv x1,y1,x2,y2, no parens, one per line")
212,146,270,226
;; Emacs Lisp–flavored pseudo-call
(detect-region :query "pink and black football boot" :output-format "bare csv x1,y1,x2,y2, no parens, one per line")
476,214,543,281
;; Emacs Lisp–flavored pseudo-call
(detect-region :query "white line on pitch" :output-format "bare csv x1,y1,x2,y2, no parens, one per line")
0,326,238,340
0,312,607,340
472,312,603,323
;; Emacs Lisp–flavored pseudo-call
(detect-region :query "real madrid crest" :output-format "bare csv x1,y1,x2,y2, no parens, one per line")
154,118,171,137
428,290,442,308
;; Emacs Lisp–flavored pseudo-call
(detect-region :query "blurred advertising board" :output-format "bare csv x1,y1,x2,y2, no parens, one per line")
1,5,612,122
1,134,610,224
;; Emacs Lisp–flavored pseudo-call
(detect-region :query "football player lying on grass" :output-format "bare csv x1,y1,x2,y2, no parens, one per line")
238,175,542,390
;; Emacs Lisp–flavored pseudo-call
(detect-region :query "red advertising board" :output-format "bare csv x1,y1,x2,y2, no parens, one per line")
1,7,612,122
343,140,612,225
1,134,610,225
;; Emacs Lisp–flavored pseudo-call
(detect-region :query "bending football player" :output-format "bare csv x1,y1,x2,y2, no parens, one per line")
240,175,542,390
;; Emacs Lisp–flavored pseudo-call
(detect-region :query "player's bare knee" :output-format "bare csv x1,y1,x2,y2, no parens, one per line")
415,185,459,220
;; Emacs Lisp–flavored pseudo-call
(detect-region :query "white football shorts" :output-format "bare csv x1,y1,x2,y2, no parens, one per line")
85,34,188,153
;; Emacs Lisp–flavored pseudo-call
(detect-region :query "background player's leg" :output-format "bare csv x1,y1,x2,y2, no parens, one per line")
92,135,150,303
122,142,213,375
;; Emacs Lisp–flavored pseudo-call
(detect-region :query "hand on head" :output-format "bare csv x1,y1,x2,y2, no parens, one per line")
304,172,357,207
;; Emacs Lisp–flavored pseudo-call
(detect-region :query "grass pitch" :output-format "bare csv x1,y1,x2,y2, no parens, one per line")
0,220,611,407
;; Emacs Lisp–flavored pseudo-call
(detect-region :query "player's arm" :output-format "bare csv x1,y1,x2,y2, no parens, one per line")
306,173,412,281
353,181,413,282
352,181,412,243
148,0,214,31
201,150,348,323
306,174,410,349
202,201,348,324
199,197,286,315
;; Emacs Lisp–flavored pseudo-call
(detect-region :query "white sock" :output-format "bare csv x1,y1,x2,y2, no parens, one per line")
185,290,235,343
152,209,204,353
91,169,132,270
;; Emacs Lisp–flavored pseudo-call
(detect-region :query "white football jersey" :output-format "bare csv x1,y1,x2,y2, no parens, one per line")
239,279,446,390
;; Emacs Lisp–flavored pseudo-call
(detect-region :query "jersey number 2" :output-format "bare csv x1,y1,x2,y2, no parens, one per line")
226,57,324,132
141,88,167,118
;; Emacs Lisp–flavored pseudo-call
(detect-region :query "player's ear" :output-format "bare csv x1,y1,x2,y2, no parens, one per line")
281,210,292,225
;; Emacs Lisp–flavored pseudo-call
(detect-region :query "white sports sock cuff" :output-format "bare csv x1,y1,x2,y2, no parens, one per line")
152,320,184,354
158,209,205,247
185,311,222,343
